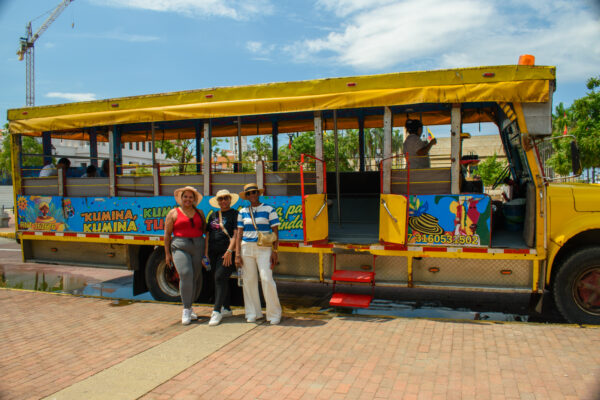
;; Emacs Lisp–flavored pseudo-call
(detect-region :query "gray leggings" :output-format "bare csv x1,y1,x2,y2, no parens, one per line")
171,237,204,308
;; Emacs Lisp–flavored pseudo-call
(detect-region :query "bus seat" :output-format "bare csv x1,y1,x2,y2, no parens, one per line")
391,168,451,195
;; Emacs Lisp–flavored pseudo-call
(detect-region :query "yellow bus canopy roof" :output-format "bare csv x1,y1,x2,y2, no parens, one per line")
8,64,555,137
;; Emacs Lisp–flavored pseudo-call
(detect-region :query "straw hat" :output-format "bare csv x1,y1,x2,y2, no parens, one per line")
174,186,202,206
209,189,240,208
239,183,264,200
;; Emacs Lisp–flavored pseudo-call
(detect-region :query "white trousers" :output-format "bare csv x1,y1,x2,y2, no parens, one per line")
241,242,282,322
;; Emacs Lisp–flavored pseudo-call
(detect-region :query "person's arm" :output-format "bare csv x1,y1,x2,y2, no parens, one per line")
199,210,207,233
223,229,237,267
235,227,244,267
416,138,437,156
270,225,279,269
204,229,210,257
164,210,175,267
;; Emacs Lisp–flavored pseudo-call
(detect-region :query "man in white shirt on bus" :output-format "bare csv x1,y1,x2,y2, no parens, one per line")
39,158,71,177
403,119,436,169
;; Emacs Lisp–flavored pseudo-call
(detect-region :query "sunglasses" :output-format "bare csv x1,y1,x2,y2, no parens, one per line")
217,196,231,201
246,190,259,195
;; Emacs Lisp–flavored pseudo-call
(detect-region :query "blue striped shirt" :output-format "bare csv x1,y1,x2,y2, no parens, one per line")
237,203,280,243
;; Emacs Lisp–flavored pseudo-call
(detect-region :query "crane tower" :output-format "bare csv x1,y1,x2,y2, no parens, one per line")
17,0,74,107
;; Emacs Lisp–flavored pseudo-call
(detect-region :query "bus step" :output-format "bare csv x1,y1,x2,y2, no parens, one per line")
330,293,373,308
331,270,375,283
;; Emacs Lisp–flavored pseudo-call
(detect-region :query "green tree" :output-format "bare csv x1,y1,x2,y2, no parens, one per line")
0,131,43,179
155,138,223,174
276,128,402,172
547,76,600,177
477,153,507,187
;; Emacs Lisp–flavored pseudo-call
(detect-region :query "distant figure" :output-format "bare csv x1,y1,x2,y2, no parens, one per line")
81,165,98,178
39,158,71,177
403,119,436,169
100,159,110,177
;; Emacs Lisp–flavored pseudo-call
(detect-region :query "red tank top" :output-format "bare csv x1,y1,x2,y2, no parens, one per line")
173,207,204,238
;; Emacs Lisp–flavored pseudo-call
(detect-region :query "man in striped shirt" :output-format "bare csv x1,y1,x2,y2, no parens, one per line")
235,184,282,325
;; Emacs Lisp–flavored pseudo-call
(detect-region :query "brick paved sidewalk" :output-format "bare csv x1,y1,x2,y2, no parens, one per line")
2,289,599,400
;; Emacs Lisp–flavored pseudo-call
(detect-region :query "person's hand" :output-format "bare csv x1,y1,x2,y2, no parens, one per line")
270,251,278,270
222,250,233,267
165,253,173,268
430,138,437,145
235,254,243,267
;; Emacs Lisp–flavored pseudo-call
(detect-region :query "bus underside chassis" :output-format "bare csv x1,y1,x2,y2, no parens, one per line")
552,246,600,324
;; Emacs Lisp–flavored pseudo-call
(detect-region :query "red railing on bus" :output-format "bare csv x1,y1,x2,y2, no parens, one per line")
300,153,327,198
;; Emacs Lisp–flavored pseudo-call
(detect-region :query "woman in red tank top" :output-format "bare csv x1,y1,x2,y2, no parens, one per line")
164,186,206,325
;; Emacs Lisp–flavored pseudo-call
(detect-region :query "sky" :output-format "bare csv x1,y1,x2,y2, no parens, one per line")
0,0,599,134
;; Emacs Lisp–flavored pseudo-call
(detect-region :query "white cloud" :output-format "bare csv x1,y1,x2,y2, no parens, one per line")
93,0,274,20
46,92,97,102
288,0,600,81
246,41,275,55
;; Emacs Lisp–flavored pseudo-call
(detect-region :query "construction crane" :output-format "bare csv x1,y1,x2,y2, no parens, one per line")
17,0,74,107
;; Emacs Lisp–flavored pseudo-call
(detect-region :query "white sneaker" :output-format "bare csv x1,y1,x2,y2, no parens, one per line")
190,309,198,320
221,308,233,318
270,318,281,325
247,314,263,323
182,309,192,325
209,311,222,326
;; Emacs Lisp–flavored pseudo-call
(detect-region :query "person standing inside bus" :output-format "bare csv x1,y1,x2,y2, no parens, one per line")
403,119,437,169
164,186,206,325
235,183,282,325
205,189,239,326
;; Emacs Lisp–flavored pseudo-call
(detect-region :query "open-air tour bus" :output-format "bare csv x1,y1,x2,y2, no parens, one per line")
8,57,600,324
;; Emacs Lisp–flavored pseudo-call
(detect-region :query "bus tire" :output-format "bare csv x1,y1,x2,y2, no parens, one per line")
552,246,600,324
144,247,203,303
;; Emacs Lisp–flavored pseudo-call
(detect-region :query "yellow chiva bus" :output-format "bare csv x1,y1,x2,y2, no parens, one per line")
7,61,600,324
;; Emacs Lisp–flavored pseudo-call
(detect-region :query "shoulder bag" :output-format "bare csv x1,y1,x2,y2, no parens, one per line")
248,206,277,247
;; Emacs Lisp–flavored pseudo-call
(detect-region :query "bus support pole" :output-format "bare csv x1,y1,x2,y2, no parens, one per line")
195,120,202,174
42,131,52,167
334,110,341,225
89,127,98,168
108,127,116,197
203,120,211,196
272,119,278,172
450,104,461,194
314,112,324,194
358,111,365,172
382,106,392,194
236,116,242,173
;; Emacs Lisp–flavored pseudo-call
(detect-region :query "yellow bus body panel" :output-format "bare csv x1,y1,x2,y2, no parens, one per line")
304,194,328,243
379,194,407,245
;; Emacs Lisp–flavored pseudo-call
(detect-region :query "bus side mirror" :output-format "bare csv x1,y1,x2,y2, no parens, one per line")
571,141,582,176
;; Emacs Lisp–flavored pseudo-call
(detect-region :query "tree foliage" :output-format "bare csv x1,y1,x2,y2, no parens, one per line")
0,130,43,179
154,137,223,173
547,76,600,176
476,153,506,187
274,128,403,172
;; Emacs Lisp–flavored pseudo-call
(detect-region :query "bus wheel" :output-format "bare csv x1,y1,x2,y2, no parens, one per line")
145,247,181,302
553,246,600,324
